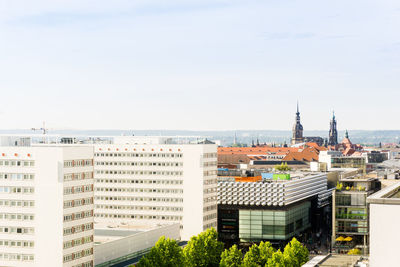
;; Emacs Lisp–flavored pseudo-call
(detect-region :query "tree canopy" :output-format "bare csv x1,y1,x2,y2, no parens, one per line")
283,237,309,267
183,228,224,267
220,245,243,267
136,236,184,267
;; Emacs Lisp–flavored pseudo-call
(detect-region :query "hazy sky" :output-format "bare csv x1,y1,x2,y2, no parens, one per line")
0,0,399,131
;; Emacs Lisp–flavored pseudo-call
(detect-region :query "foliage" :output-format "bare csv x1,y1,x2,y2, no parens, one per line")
220,245,243,267
347,248,361,255
336,182,343,191
274,162,291,171
267,249,292,267
242,241,275,267
283,238,309,267
183,228,224,267
136,236,184,267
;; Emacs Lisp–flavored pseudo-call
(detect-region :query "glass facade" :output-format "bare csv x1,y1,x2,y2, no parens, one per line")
238,202,311,242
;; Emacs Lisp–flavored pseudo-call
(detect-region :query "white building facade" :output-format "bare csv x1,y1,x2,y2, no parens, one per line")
0,145,94,267
367,182,400,267
93,138,218,240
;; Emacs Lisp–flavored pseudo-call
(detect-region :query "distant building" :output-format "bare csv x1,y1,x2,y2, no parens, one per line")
291,103,304,145
328,112,338,146
367,182,400,267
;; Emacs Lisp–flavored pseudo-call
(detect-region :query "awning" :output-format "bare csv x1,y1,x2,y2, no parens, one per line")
344,236,353,242
336,236,345,241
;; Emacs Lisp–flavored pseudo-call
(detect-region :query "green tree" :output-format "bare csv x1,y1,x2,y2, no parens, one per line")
267,250,292,267
137,236,184,267
242,241,275,267
283,237,309,267
220,245,243,267
274,162,291,171
183,228,224,267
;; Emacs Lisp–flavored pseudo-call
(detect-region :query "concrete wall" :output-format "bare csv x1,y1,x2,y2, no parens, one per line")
369,203,400,267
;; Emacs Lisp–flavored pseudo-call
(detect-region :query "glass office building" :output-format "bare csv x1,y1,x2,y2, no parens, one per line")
238,202,311,242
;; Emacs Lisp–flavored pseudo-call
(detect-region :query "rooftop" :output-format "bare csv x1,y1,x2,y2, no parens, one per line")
367,181,400,204
94,222,169,245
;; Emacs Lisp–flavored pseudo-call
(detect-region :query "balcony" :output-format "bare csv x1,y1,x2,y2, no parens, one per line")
336,213,367,220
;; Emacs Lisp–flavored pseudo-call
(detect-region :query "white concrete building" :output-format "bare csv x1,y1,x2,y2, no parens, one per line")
94,223,180,266
367,182,400,267
93,137,218,240
0,144,94,267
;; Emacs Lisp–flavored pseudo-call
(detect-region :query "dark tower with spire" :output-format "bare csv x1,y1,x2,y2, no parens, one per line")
291,102,304,145
328,111,338,146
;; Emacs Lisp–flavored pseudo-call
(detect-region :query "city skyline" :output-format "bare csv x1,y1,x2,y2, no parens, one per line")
1,0,399,130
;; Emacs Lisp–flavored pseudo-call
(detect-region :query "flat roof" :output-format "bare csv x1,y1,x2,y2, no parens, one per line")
367,181,400,204
318,254,362,267
94,222,172,245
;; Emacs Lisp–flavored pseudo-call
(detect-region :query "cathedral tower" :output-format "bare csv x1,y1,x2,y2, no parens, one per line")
291,103,304,145
328,111,338,146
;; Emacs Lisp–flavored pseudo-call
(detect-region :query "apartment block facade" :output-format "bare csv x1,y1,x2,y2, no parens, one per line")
93,138,218,240
0,145,94,267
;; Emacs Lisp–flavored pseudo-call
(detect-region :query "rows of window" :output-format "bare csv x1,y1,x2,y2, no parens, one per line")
203,213,217,221
95,153,183,158
204,178,217,185
64,172,94,182
64,159,93,168
63,235,93,249
96,187,183,194
64,210,93,222
0,213,34,221
64,197,94,209
203,153,217,158
204,204,217,212
64,185,93,195
63,223,93,236
95,204,183,212
0,186,34,194
0,239,34,248
203,170,217,176
73,261,93,267
0,160,34,167
96,178,183,185
0,227,34,235
95,195,183,203
203,161,217,167
95,213,182,221
203,221,217,231
63,248,93,263
96,161,183,167
0,199,34,208
204,196,217,204
0,173,34,181
95,170,183,176
0,253,34,262
203,188,217,194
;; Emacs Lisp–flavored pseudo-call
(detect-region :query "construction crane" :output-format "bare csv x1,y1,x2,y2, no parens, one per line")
31,121,48,135
31,122,49,143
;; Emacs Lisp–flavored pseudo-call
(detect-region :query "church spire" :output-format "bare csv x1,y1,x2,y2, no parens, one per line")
291,102,304,145
328,111,338,146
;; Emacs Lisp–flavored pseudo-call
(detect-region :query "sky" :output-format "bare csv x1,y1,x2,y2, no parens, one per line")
0,0,399,131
